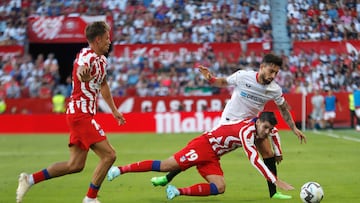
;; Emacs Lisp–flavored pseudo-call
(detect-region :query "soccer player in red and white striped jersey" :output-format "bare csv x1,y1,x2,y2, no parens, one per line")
16,21,125,203
107,112,294,200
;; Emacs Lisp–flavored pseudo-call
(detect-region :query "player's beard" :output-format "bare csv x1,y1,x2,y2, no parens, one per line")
259,74,273,85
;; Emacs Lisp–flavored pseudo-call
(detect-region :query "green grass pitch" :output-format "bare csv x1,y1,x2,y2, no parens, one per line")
1,130,359,203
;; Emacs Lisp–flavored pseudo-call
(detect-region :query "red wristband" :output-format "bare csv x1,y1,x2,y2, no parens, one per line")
208,76,216,84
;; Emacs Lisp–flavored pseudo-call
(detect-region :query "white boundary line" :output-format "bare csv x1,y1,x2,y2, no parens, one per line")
313,131,360,142
343,136,360,142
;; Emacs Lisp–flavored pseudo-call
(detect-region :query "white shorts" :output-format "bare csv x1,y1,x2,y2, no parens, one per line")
311,109,323,121
324,111,336,120
355,108,360,117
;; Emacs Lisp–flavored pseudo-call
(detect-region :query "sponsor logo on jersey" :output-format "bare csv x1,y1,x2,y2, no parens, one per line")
240,91,266,103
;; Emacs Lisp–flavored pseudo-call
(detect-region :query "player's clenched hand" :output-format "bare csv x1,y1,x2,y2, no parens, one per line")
274,179,294,191
77,66,95,82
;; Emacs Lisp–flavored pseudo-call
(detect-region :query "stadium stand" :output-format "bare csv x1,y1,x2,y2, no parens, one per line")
0,0,360,100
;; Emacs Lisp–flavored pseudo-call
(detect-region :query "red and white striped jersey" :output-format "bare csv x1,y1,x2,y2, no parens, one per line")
206,118,277,183
67,47,107,115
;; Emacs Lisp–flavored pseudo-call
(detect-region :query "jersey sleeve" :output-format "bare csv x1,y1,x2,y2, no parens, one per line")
272,83,285,106
270,127,282,156
240,126,277,183
76,49,95,69
226,70,242,86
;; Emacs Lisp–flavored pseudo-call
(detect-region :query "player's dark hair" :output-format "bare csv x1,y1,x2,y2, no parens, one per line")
258,111,278,126
262,53,283,67
85,21,110,43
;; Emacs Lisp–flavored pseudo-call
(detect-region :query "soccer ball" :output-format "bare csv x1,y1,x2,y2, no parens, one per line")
299,181,324,203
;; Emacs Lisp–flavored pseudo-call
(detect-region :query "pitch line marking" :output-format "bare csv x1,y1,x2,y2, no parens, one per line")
312,131,360,142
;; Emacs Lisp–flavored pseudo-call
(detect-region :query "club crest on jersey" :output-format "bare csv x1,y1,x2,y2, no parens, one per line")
98,129,105,136
180,156,186,162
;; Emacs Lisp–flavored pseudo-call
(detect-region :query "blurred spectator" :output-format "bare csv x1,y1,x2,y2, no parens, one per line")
324,89,343,130
348,91,356,129
310,89,325,130
52,90,66,113
0,95,6,114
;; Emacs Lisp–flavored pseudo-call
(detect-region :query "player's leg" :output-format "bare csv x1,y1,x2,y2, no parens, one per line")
355,109,360,131
108,135,210,182
329,112,336,129
255,137,292,199
166,159,224,200
154,124,231,187
151,169,181,186
83,139,116,202
107,156,181,181
16,145,88,203
350,110,355,129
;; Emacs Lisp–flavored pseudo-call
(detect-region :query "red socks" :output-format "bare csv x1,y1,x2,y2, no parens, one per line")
32,169,51,184
86,182,100,198
179,183,213,196
120,160,155,173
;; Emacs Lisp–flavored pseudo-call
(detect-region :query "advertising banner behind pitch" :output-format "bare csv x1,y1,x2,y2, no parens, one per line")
0,111,290,134
0,45,24,58
27,15,113,43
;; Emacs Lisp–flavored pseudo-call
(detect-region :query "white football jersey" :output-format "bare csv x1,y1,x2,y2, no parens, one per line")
220,70,285,124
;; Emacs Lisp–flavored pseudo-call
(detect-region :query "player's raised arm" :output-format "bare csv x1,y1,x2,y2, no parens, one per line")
197,65,228,87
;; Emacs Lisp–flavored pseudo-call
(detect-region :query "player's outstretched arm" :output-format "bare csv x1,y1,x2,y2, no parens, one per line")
278,101,307,144
274,179,294,191
197,65,228,87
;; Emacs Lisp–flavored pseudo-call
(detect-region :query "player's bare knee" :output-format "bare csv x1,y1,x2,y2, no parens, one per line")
69,163,85,173
105,150,116,165
215,183,226,194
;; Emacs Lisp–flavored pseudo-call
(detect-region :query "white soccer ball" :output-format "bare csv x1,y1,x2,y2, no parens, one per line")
299,181,324,203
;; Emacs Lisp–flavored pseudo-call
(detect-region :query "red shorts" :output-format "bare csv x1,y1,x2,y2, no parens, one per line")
66,114,107,151
173,135,223,178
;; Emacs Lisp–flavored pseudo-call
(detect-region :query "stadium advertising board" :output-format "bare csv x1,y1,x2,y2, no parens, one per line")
27,15,113,43
0,45,24,58
0,111,290,134
1,93,351,133
113,40,360,61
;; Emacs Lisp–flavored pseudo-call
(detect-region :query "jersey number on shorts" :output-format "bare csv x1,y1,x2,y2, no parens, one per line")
91,119,105,136
185,149,198,161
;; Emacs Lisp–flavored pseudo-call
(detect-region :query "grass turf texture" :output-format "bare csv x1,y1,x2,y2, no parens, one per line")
1,130,359,203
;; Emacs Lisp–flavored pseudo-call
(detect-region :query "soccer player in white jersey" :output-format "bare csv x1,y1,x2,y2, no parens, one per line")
106,112,294,200
124,53,307,200
16,21,126,203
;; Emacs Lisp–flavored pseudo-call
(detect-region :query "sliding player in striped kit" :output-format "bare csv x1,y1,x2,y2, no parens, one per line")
16,21,125,203
106,112,294,200
114,53,306,200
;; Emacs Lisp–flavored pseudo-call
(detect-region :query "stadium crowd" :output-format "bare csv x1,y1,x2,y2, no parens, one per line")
1,0,360,100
